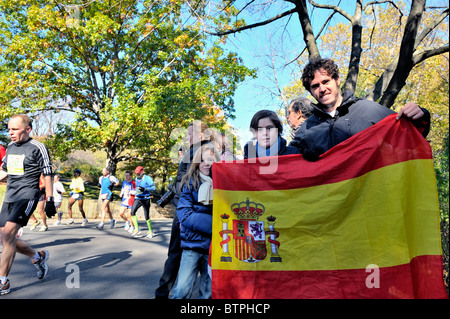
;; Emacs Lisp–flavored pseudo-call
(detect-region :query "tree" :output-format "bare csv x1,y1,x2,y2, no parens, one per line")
0,0,254,175
282,2,448,154
205,0,448,108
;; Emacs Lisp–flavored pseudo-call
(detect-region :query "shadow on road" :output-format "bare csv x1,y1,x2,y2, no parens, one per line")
33,237,95,249
65,250,132,269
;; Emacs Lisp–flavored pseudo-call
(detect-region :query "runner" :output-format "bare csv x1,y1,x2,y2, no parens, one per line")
130,166,156,238
0,145,5,166
52,174,66,225
28,175,48,232
0,114,56,295
119,170,135,231
96,168,119,230
67,169,88,226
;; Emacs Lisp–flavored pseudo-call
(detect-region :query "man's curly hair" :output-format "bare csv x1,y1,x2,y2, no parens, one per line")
301,58,340,92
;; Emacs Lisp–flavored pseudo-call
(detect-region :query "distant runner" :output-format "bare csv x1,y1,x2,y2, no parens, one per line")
66,169,88,226
119,170,135,232
130,166,156,239
97,168,119,230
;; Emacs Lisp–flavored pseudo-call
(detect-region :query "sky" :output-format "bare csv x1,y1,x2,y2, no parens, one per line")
218,1,356,149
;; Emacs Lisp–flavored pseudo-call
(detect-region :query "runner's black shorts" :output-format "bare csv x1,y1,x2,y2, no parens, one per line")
0,199,39,227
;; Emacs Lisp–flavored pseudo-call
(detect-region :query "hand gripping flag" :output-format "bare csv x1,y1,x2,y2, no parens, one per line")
211,115,448,299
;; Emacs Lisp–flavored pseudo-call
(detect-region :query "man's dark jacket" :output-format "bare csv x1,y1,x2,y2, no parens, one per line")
290,91,430,161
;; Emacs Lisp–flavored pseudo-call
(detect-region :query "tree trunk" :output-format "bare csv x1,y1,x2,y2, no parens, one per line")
342,2,363,93
378,0,426,108
105,143,118,176
160,166,168,194
295,0,321,59
365,57,399,102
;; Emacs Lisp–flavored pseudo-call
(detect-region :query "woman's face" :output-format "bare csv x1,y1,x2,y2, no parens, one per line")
254,117,278,149
199,150,215,176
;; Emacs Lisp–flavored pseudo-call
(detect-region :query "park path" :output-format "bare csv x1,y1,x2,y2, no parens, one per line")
1,219,173,299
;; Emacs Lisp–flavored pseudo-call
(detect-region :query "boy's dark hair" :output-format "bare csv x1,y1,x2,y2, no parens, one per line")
249,110,283,136
301,58,340,92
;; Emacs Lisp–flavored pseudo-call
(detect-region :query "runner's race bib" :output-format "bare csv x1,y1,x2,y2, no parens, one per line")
7,154,25,175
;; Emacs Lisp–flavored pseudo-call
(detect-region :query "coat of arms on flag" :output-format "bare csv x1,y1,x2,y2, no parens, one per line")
218,198,281,263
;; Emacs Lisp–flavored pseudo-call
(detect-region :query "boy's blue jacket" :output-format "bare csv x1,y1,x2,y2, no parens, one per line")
135,175,155,200
176,179,212,254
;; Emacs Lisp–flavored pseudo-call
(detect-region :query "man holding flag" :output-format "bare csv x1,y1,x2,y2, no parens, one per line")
210,59,447,299
290,58,430,160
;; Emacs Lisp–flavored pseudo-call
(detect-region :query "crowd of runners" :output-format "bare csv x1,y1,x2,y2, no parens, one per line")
16,165,156,238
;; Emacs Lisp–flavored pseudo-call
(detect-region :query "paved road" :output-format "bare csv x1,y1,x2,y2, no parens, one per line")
1,218,173,299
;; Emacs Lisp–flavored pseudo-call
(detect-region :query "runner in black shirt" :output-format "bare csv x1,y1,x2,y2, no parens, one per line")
0,115,56,295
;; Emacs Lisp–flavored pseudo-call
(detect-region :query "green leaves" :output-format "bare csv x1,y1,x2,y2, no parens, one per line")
0,0,254,177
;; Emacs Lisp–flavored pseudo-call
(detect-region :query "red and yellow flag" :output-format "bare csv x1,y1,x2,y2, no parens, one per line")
211,115,448,299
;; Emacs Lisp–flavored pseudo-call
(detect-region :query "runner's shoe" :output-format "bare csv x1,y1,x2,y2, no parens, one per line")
0,279,10,295
130,229,141,238
146,232,154,239
30,220,40,231
81,218,88,226
33,250,49,280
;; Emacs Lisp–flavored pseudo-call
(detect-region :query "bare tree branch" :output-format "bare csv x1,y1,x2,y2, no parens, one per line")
308,0,352,21
414,7,449,50
205,8,297,36
363,0,404,16
412,44,450,65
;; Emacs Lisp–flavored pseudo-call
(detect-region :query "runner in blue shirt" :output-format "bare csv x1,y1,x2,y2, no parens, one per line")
96,168,119,230
130,166,156,238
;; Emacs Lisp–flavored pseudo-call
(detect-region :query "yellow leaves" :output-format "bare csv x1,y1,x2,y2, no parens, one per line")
234,19,246,29
174,34,191,49
143,23,156,38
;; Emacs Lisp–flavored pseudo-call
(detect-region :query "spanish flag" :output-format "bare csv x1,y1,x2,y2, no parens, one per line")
211,115,448,299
